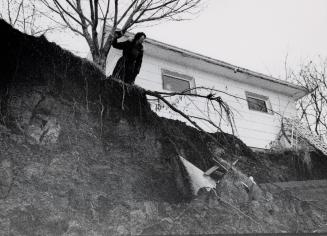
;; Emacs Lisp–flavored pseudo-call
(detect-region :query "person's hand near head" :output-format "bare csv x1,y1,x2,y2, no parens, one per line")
114,30,123,38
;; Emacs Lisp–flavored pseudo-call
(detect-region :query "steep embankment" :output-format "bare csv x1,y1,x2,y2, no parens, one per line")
1,20,327,235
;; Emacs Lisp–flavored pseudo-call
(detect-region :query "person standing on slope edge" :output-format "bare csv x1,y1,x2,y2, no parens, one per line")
111,31,146,84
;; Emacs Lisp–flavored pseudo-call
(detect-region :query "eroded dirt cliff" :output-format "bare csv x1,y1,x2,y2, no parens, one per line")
1,20,327,235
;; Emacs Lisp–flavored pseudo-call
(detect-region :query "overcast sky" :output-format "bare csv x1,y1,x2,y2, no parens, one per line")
48,0,327,79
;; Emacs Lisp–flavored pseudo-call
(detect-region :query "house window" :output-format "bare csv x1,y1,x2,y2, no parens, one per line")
246,92,272,114
162,69,195,93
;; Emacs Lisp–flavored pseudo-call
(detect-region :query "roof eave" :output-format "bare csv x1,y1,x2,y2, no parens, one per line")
145,38,309,100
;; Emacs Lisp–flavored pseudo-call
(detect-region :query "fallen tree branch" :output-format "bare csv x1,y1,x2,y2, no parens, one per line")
145,89,204,131
212,189,264,231
108,78,239,172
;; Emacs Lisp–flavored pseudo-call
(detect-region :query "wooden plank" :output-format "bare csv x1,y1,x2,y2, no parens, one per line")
204,166,219,176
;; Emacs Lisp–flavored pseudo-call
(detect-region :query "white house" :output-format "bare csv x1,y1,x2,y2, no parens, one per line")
104,35,308,150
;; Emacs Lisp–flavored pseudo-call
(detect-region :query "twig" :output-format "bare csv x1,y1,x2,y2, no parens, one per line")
212,190,264,231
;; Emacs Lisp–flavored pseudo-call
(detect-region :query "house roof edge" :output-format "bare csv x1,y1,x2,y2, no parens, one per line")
145,38,308,99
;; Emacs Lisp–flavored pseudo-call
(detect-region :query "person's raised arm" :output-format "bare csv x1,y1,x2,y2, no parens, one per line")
112,31,129,50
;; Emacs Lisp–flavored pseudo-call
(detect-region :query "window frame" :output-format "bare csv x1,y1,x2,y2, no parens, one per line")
245,91,273,114
161,69,196,94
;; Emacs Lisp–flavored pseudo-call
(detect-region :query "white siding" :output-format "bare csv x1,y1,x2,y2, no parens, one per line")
106,48,298,149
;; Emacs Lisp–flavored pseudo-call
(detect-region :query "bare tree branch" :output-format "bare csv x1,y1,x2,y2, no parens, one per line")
3,0,59,36
13,0,23,26
288,58,327,140
29,0,201,69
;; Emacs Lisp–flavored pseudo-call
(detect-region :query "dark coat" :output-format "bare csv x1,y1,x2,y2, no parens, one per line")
111,37,144,84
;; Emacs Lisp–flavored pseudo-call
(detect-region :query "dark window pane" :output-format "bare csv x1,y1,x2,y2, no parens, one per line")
247,97,268,113
163,75,190,92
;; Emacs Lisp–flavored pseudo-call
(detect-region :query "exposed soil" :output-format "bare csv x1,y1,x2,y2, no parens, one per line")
1,19,327,235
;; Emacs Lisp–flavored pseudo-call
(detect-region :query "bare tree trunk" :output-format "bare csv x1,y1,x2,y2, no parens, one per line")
92,53,108,71
91,33,115,71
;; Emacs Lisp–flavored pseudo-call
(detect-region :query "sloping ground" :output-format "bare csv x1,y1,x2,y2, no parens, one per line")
260,180,327,233
1,20,327,235
260,179,327,210
237,149,327,184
